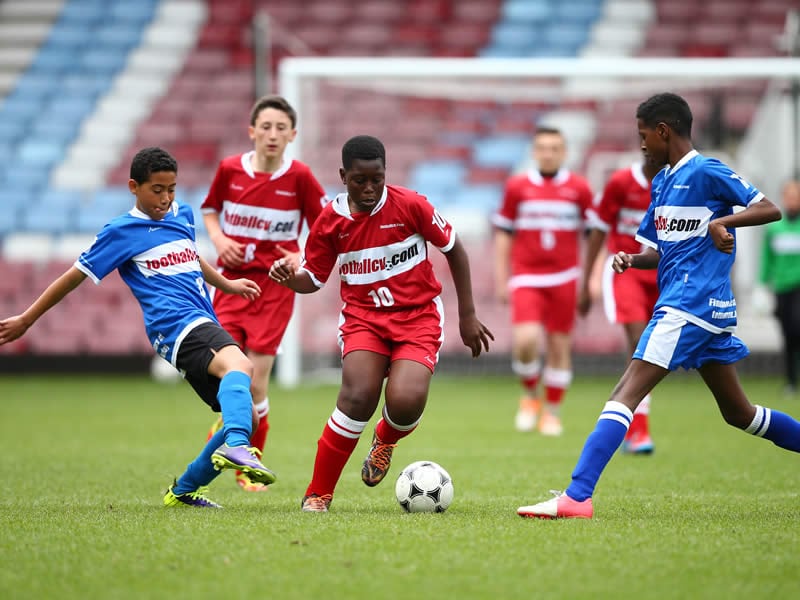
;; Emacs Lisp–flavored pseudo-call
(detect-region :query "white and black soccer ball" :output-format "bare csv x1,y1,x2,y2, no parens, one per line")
395,461,454,513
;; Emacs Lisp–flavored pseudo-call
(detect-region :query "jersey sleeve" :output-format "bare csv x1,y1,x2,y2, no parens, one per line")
491,178,517,232
589,173,624,232
705,159,764,208
414,193,455,252
74,225,128,284
200,161,227,213
298,167,329,228
634,194,658,250
298,216,338,288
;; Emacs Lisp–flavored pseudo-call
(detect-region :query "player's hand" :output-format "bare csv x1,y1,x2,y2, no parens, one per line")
459,315,494,358
612,251,633,273
212,235,246,268
709,220,735,254
275,245,302,272
269,257,296,285
0,315,30,345
577,286,592,316
227,278,261,300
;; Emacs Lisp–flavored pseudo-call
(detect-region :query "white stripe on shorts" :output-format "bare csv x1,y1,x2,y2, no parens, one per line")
641,311,684,369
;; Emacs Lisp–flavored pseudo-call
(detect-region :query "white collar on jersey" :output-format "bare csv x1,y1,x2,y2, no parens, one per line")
128,201,180,220
630,162,649,189
527,167,570,186
664,149,699,177
331,186,389,220
240,151,292,180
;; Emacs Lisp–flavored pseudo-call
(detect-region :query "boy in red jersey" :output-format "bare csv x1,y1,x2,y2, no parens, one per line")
578,157,664,454
269,135,493,512
493,127,593,436
201,95,328,491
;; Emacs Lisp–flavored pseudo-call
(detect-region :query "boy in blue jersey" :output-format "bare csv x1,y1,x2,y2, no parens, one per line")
517,93,800,519
0,147,277,508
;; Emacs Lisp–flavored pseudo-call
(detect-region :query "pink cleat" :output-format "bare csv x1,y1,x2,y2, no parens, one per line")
517,491,593,519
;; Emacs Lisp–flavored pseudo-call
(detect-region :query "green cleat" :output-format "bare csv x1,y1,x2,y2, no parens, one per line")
163,482,223,509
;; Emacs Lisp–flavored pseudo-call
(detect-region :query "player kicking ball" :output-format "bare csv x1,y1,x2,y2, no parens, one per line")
0,147,276,508
270,135,493,512
517,92,800,519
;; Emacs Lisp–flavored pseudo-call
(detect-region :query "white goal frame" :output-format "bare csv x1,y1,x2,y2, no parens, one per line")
275,56,800,388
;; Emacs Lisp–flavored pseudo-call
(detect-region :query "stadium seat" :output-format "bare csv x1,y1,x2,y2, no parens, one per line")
500,0,553,24
471,136,530,169
451,184,503,214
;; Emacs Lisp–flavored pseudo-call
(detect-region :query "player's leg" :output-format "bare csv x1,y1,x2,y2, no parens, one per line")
517,358,669,518
621,320,654,454
303,349,388,511
206,342,276,485
698,360,800,452
511,287,547,431
539,281,577,436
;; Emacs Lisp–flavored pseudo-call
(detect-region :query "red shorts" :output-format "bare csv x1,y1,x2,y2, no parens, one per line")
338,298,444,373
601,255,659,324
212,270,294,355
511,281,577,333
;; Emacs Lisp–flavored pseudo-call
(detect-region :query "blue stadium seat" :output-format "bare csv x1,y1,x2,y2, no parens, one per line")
90,186,136,214
9,74,56,102
16,140,67,169
0,205,21,236
451,184,504,214
408,161,468,198
471,136,529,169
553,1,602,25
38,189,86,210
79,48,128,75
500,0,553,24
109,2,158,24
0,119,30,144
46,26,90,50
58,0,107,26
95,24,143,49
28,47,81,74
488,22,540,52
19,202,78,234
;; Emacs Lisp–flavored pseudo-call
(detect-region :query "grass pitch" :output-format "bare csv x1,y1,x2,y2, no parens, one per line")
0,372,797,599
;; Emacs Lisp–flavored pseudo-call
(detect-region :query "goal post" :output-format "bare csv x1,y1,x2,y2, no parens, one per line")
275,56,800,388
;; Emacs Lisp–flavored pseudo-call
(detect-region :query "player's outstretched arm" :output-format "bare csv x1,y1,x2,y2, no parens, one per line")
492,229,512,304
198,256,260,299
444,237,494,357
612,247,659,273
268,258,318,294
578,228,607,316
709,198,781,254
0,266,87,345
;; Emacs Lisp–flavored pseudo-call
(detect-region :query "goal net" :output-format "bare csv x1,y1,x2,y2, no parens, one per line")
275,56,800,387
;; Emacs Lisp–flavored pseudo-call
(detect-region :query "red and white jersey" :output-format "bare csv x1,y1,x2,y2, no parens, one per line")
201,152,328,273
301,184,455,311
587,163,652,256
492,168,593,288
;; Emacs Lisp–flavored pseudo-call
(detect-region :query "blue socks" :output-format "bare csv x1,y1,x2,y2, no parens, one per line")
566,401,632,502
174,429,225,494
217,370,253,448
746,405,800,452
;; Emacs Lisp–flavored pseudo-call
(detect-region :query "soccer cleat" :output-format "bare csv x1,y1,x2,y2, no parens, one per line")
235,471,270,492
517,490,593,519
301,493,333,512
163,482,223,509
621,432,655,455
211,444,277,486
206,415,224,442
538,412,563,437
361,432,397,487
515,397,541,432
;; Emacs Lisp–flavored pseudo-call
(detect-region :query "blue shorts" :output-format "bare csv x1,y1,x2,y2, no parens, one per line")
633,309,749,371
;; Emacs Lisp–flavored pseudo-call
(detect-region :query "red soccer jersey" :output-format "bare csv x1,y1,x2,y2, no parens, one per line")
201,152,328,273
492,168,593,288
588,163,652,256
301,185,455,311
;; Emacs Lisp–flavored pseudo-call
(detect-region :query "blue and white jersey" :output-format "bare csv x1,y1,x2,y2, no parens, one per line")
75,201,217,365
636,150,764,333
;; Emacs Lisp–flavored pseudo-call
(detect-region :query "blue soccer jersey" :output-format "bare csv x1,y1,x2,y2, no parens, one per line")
635,150,764,332
75,201,218,364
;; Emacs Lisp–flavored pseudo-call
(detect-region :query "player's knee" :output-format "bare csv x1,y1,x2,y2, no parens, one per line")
720,405,753,430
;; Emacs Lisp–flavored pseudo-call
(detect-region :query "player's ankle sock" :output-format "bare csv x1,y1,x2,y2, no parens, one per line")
566,401,632,501
513,359,541,397
375,408,419,445
174,429,225,494
543,367,571,409
306,409,367,496
250,398,270,450
217,371,253,448
745,405,800,452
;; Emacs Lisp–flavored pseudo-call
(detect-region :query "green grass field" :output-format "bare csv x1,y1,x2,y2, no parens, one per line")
0,373,797,599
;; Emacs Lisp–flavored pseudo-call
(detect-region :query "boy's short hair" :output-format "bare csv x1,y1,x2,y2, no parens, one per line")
250,95,297,128
636,93,693,138
534,126,563,138
130,147,178,183
341,135,386,170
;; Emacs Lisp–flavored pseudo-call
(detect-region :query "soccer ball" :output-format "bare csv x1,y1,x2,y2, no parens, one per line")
394,461,454,513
